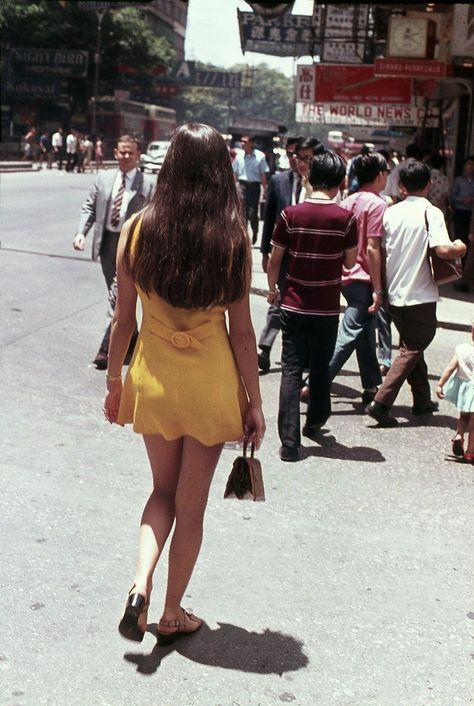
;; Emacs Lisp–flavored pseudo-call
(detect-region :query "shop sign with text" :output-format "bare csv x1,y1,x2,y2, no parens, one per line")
374,58,447,79
296,64,411,105
295,102,439,127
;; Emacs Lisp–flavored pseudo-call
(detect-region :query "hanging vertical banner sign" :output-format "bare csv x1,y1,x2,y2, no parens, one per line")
296,65,315,103
321,5,369,64
451,4,474,57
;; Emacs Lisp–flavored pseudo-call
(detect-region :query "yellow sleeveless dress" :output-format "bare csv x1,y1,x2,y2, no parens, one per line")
117,262,248,446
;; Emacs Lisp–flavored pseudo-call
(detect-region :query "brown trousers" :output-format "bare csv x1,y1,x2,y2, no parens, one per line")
374,302,437,409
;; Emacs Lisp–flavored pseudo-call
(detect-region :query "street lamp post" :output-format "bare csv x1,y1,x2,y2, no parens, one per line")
91,9,106,135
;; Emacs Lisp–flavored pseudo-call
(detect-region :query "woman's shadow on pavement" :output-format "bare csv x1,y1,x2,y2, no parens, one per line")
123,621,309,676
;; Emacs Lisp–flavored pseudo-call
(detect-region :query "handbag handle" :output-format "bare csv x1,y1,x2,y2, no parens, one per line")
243,437,256,458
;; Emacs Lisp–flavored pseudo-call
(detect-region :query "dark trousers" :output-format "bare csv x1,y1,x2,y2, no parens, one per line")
99,230,120,352
278,310,339,448
66,152,78,172
258,256,288,351
374,302,437,409
239,181,261,239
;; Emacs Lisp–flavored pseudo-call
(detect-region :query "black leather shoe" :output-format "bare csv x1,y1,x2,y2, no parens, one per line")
412,401,439,415
365,401,398,427
93,348,108,370
258,349,271,373
279,446,299,462
302,419,328,438
361,388,378,404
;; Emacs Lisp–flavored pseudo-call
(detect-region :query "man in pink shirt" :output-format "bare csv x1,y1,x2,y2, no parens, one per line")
328,153,389,402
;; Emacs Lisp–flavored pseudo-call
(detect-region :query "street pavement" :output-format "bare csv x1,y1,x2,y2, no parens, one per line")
1,170,473,706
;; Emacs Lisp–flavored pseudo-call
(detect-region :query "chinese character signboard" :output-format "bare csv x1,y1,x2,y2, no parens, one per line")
321,5,369,64
296,65,315,103
238,10,319,57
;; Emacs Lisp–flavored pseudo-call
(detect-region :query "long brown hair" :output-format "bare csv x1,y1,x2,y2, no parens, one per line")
124,122,250,309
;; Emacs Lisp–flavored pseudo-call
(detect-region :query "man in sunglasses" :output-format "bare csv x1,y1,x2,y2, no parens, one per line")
233,134,269,245
257,137,321,372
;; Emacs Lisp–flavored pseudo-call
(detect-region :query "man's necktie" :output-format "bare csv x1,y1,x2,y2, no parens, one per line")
111,173,126,228
295,174,302,204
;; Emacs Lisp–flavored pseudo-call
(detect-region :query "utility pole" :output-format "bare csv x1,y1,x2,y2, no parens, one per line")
91,9,106,135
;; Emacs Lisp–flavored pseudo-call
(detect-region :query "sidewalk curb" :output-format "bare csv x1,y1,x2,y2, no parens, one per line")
250,286,472,333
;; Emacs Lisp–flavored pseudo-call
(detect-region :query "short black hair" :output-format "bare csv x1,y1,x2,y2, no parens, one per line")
405,142,420,159
399,160,431,192
430,153,445,170
286,136,302,148
296,136,321,155
309,150,346,189
353,153,388,186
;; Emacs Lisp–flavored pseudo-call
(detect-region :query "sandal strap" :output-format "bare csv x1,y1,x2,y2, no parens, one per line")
158,608,197,630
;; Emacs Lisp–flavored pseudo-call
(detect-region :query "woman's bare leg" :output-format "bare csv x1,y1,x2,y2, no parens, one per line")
160,436,223,620
132,434,183,598
466,413,474,454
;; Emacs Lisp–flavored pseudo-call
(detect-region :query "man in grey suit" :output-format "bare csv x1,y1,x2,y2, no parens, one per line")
73,135,155,369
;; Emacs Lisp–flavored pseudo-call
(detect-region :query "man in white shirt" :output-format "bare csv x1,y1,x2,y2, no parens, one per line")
51,127,64,169
73,135,155,369
66,129,78,173
366,161,466,427
232,134,269,244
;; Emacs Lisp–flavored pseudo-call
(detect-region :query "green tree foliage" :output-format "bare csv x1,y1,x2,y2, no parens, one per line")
175,62,295,133
0,0,175,113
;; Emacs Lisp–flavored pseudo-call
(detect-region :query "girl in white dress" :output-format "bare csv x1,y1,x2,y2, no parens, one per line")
437,323,474,462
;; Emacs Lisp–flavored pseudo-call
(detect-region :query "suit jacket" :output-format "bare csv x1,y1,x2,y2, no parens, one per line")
260,169,295,255
77,168,155,261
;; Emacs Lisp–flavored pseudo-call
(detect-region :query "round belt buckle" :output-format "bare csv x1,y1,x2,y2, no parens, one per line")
171,331,191,348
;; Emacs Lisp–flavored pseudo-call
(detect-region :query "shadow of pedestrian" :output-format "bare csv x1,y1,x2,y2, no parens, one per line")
123,621,309,676
299,433,385,462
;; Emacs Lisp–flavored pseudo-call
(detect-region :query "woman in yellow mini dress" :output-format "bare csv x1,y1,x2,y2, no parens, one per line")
103,123,265,645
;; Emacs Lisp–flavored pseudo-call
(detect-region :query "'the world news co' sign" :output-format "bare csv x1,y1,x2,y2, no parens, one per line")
10,47,89,78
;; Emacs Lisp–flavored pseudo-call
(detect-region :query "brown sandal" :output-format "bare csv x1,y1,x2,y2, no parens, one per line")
157,607,202,646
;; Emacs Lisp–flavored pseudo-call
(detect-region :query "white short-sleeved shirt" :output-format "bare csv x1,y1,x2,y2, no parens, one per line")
455,342,474,382
382,196,451,306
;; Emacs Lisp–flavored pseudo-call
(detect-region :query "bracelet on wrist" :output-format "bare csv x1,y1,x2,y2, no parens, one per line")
374,289,384,295
106,372,122,382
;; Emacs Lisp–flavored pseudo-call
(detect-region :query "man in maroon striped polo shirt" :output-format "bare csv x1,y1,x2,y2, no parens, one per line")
267,151,358,462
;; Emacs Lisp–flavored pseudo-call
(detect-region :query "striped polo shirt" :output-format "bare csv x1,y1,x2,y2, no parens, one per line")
271,198,358,315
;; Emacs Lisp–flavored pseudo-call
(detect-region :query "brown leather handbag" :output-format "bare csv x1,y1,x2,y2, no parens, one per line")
224,439,265,502
425,209,462,285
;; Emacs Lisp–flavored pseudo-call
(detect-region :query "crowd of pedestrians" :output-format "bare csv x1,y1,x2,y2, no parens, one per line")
60,121,473,648
251,136,472,463
20,125,105,172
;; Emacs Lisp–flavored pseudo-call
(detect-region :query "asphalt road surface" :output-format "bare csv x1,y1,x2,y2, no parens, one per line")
1,170,473,706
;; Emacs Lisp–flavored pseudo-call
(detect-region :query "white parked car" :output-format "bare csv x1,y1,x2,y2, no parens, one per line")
139,140,171,174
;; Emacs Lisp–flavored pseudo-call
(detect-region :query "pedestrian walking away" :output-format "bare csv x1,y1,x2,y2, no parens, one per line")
437,321,474,463
328,152,390,404
267,150,357,462
102,122,265,645
72,135,155,369
233,134,269,245
366,161,467,428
